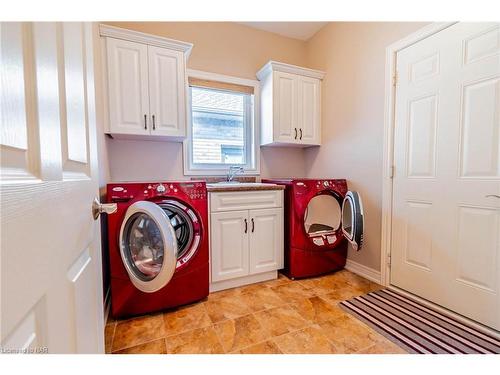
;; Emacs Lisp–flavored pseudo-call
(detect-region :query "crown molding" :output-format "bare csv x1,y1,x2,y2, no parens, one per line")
99,24,193,59
256,60,325,80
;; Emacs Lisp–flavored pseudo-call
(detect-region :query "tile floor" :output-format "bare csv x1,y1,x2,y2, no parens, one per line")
105,270,407,354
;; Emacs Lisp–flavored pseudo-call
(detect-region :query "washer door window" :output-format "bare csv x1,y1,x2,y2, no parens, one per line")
341,191,364,250
119,201,178,293
304,194,342,237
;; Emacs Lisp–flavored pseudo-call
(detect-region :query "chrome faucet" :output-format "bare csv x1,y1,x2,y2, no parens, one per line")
227,166,244,182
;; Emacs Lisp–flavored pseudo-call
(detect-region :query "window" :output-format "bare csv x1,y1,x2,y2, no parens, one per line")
184,71,259,175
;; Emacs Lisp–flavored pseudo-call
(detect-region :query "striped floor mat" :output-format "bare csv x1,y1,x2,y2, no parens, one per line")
339,289,500,354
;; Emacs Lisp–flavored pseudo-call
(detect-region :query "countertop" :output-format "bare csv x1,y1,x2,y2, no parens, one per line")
206,183,285,192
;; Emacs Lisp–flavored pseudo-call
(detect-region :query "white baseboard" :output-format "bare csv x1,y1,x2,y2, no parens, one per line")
103,287,111,324
345,259,381,284
210,271,277,293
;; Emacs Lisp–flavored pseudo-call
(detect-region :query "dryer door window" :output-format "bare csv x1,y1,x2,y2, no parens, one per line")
119,201,178,293
341,191,364,250
304,194,342,236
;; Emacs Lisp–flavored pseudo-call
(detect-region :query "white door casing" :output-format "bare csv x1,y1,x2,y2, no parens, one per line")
148,45,186,137
1,22,104,352
210,210,249,282
106,37,149,135
391,22,500,330
249,208,284,274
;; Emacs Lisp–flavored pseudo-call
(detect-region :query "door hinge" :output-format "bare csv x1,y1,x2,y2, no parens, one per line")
387,254,392,268
392,71,398,87
389,165,395,179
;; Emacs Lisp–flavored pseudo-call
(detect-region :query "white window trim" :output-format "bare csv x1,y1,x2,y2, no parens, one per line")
183,69,261,176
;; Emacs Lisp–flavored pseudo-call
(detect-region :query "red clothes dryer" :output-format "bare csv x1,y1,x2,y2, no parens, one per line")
106,181,208,318
262,178,364,279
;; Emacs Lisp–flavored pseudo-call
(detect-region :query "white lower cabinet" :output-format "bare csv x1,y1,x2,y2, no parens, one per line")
209,191,284,291
210,210,249,282
249,208,284,274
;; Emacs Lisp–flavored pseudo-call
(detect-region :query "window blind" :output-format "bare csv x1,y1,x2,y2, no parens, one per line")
188,77,254,95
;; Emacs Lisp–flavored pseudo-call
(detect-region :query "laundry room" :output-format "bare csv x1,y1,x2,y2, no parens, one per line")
1,0,499,372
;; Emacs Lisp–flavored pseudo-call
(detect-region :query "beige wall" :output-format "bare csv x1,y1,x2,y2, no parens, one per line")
102,22,309,181
304,22,428,271
101,21,432,273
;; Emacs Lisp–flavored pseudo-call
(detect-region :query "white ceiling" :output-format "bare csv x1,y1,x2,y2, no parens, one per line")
239,22,328,41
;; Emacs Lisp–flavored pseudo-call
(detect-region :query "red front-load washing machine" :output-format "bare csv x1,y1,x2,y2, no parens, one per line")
106,181,209,318
262,178,364,279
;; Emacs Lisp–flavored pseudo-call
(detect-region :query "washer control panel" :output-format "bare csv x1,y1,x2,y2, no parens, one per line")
156,183,166,193
108,181,207,202
180,182,206,200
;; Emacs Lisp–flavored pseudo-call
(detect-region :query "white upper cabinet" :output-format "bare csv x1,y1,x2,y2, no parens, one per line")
106,38,149,135
257,61,324,147
100,25,192,141
148,46,186,137
274,71,297,142
298,75,321,144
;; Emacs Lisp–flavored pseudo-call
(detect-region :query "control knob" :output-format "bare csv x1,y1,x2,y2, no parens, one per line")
156,183,166,193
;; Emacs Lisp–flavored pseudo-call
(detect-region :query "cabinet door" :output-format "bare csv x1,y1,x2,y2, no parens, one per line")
249,208,284,274
297,76,321,145
148,46,186,137
210,210,249,282
106,38,149,134
273,71,298,143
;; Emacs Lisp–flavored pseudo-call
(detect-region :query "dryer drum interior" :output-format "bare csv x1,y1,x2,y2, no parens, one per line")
304,192,343,237
303,190,364,251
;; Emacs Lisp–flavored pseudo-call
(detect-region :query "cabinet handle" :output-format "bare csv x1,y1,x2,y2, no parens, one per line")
152,114,156,130
299,128,303,140
244,219,248,233
251,218,255,233
294,128,297,139
144,114,147,130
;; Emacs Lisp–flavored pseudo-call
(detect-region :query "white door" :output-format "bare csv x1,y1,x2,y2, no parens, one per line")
1,22,107,353
273,71,297,143
210,210,249,282
106,38,149,135
297,76,321,145
249,208,284,274
148,46,186,137
391,22,500,330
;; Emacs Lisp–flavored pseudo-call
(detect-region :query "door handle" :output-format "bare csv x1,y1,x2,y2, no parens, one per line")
144,114,147,130
152,114,156,130
92,197,117,220
244,219,248,233
299,128,303,140
251,218,255,233
294,128,297,139
485,194,500,199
